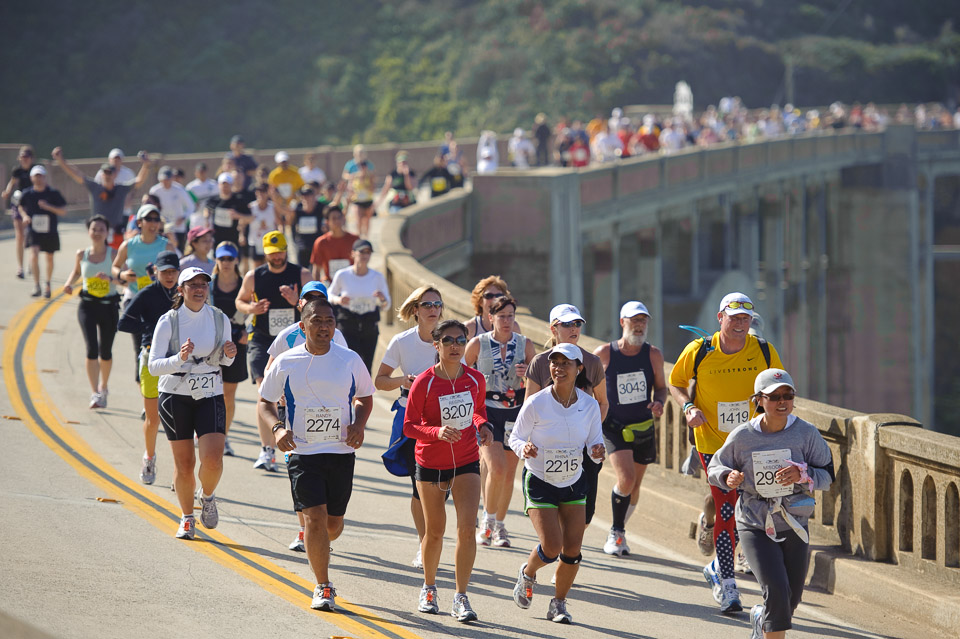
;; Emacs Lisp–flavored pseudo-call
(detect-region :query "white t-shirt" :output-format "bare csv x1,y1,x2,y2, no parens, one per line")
267,322,347,359
329,267,391,315
380,327,438,406
186,178,219,229
299,166,327,186
508,387,603,487
149,182,195,233
147,305,235,396
259,343,375,456
247,200,277,253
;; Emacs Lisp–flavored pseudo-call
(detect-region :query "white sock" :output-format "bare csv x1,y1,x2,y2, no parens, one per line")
182,513,195,520
143,453,155,461
201,491,213,500
495,519,505,529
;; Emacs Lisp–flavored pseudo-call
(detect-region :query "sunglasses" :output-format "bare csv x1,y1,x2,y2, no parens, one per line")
483,292,504,300
143,216,162,223
725,301,754,310
438,335,467,346
217,256,236,262
763,392,795,402
556,320,584,329
418,300,443,309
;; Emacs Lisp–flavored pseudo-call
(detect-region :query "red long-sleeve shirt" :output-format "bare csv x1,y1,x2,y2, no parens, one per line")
403,366,488,470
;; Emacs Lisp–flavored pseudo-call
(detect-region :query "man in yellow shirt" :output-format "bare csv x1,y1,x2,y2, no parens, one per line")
268,151,304,206
669,292,782,614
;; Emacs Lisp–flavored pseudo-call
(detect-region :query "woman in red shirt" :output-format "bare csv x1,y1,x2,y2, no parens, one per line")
404,319,493,623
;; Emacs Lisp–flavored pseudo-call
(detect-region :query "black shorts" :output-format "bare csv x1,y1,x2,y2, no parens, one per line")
602,419,657,465
158,392,226,441
414,460,480,484
353,200,373,209
222,342,248,384
522,466,588,513
247,334,271,382
287,452,356,516
243,244,264,259
486,405,521,451
26,230,59,253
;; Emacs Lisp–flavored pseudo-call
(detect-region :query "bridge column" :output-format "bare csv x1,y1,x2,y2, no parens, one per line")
549,173,584,310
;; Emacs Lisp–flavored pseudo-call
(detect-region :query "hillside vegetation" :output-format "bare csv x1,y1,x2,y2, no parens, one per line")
2,0,957,157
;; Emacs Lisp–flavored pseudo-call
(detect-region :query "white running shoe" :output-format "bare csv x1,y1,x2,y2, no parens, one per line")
139,455,156,485
411,548,423,569
547,597,572,624
719,582,743,614
696,512,715,556
703,559,722,604
417,584,439,614
222,437,235,457
451,593,477,622
311,583,336,611
750,604,764,639
476,524,493,547
253,447,276,471
89,393,100,409
289,530,305,552
735,546,753,574
176,516,195,540
492,524,511,548
512,563,535,609
97,390,108,408
603,528,628,556
196,490,218,529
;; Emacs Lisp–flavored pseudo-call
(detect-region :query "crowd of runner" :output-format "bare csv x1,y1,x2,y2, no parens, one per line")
6,138,838,638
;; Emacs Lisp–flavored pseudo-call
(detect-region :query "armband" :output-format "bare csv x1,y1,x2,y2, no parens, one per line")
271,422,286,433
682,402,695,414
785,459,814,489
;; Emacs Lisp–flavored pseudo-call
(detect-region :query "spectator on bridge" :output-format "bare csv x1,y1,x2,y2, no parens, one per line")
533,113,551,166
299,153,327,187
659,120,686,153
592,123,623,163
508,128,535,168
268,151,304,206
419,155,454,199
616,119,634,159
634,115,661,154
1,145,36,279
554,128,573,167
476,131,499,174
444,140,468,189
227,135,258,189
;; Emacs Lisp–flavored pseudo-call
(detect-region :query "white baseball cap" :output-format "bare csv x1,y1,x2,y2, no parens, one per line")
108,148,124,159
548,343,582,364
274,151,290,163
620,301,651,319
719,292,755,317
217,172,234,185
754,368,796,395
30,165,47,177
549,304,584,324
178,267,212,286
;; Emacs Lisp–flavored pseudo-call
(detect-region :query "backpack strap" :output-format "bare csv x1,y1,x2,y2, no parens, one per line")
166,308,180,358
203,305,228,367
757,337,771,369
691,337,711,380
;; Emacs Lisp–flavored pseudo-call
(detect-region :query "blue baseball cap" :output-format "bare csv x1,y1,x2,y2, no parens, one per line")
300,281,328,299
215,244,239,259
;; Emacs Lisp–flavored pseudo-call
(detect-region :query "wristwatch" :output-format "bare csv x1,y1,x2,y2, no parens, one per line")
271,421,286,433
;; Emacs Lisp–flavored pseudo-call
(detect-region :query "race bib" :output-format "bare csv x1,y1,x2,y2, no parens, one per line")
304,406,342,444
348,296,377,314
267,308,295,336
85,276,110,298
438,391,473,430
277,183,293,199
616,371,647,405
752,449,793,498
296,216,318,235
31,214,50,233
136,274,152,291
213,207,233,227
717,400,749,432
505,421,516,439
186,372,218,400
431,177,448,192
544,447,581,485
327,259,350,277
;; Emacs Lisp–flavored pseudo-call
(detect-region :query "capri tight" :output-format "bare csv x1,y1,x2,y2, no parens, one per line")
77,300,119,361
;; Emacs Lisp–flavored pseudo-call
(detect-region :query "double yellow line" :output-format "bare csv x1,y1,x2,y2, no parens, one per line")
3,294,423,639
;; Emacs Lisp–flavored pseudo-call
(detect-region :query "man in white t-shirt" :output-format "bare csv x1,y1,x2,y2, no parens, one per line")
258,298,374,613
150,166,195,251
186,162,219,230
299,153,327,187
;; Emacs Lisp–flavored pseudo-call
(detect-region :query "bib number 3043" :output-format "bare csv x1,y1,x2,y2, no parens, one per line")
616,371,647,405
304,406,342,444
717,400,749,433
438,391,473,430
752,448,793,498
544,447,581,485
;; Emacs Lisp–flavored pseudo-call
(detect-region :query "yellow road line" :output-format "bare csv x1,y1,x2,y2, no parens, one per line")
4,295,424,639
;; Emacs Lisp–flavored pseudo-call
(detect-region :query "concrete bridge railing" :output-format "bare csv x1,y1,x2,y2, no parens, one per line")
382,134,960,588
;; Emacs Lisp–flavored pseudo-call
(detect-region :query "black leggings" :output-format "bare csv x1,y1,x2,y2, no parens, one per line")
739,526,810,633
339,323,379,372
77,300,119,361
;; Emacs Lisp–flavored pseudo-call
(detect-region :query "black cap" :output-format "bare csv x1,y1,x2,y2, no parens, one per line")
230,134,245,145
155,251,181,271
99,163,114,173
352,239,373,252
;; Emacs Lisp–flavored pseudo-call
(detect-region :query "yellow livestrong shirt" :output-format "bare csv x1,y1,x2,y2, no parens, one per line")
669,333,782,455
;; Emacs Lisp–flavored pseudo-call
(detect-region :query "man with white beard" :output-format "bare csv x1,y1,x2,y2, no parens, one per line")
593,301,667,556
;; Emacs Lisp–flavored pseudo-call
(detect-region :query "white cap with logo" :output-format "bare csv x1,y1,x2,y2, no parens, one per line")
274,151,290,163
754,368,796,395
548,343,582,363
549,304,585,324
620,301,651,319
178,267,213,286
719,292,754,317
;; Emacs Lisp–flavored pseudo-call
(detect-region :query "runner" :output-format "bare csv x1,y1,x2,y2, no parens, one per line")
263,280,347,552
206,172,251,249
373,151,416,214
210,242,248,457
258,298,374,611
268,151,304,207
288,184,325,268
148,267,236,539
244,184,280,271
593,301,667,556
299,153,327,187
668,292,783,613
178,226,215,275
508,343,605,624
149,166,194,252
309,204,357,284
375,285,445,568
117,251,181,485
235,230,311,473
185,162,218,231
51,146,150,251
19,165,67,299
342,145,375,238
62,215,120,409
1,145,36,279
464,276,521,339
464,295,535,550
403,319,493,622
327,239,390,372
525,304,609,527
707,368,834,639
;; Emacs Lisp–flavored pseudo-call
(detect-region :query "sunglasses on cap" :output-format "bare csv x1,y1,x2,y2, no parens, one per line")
482,292,504,300
438,335,467,346
418,300,443,309
763,391,795,402
725,301,754,311
556,319,584,329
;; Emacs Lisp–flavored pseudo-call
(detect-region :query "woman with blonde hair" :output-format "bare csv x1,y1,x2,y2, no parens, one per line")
465,275,521,339
375,284,445,568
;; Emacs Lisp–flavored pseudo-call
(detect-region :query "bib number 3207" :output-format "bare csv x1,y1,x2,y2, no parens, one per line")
438,391,473,430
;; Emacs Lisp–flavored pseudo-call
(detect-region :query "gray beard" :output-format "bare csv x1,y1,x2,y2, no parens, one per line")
625,333,645,347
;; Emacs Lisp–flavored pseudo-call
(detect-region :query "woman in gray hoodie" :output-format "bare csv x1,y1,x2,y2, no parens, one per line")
708,369,834,639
